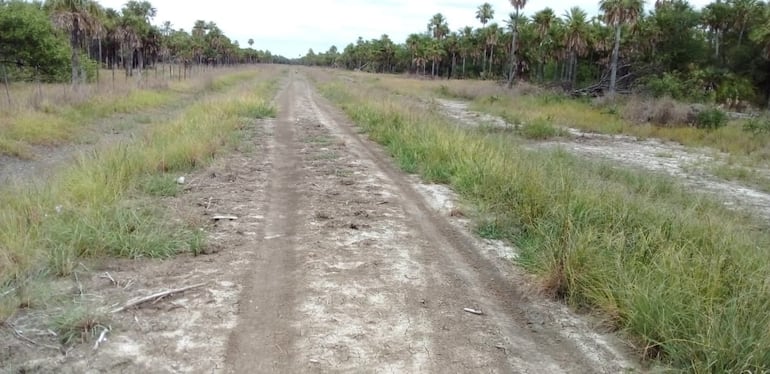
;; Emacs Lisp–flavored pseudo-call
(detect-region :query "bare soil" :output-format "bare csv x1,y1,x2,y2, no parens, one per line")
2,73,641,373
438,98,770,221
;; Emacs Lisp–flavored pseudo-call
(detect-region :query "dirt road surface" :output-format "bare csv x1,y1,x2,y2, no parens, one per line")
224,72,637,373
2,72,639,373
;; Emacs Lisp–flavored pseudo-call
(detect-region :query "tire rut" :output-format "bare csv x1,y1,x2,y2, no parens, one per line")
226,74,303,372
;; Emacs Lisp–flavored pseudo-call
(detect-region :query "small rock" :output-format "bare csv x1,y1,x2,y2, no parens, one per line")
176,176,186,184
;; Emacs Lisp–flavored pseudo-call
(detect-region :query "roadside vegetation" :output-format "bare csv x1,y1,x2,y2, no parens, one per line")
0,69,278,322
316,72,770,372
0,69,257,158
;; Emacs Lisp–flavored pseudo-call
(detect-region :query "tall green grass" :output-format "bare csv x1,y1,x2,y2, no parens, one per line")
319,78,770,372
0,72,277,321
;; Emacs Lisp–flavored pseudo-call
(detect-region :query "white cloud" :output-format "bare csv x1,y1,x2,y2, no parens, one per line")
97,0,715,58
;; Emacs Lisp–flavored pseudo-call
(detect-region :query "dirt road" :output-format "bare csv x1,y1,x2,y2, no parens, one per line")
1,71,638,373
224,72,636,372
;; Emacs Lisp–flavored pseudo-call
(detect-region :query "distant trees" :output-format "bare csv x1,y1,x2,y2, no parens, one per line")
1,0,283,85
303,0,770,107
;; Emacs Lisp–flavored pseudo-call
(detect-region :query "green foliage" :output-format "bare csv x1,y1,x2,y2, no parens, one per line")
644,73,689,99
140,174,180,197
715,75,756,105
0,1,71,82
695,107,728,129
743,117,770,134
520,117,563,139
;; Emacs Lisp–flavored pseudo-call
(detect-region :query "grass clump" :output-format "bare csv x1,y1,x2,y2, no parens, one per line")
51,306,108,345
319,76,770,372
519,117,565,140
140,174,181,197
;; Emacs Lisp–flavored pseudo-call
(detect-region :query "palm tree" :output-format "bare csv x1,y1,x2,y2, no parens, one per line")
486,24,501,76
118,1,156,78
564,7,589,88
702,2,730,61
730,0,761,46
476,2,494,26
445,32,460,78
600,0,643,96
459,26,474,77
476,3,494,75
507,0,527,87
750,17,770,106
428,13,449,76
45,0,103,84
533,8,557,81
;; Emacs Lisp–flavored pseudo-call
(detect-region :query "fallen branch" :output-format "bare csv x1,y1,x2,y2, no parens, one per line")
111,283,207,313
6,323,63,353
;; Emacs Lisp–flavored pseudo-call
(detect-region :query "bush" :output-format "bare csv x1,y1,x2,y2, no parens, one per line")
645,73,687,99
742,117,770,134
622,96,691,126
695,107,728,129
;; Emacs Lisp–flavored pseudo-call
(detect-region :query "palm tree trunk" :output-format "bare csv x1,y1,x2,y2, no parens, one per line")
571,52,578,89
96,38,102,84
451,53,456,79
1,63,11,106
508,14,519,88
482,47,487,76
609,25,622,97
70,28,80,85
462,56,466,77
137,49,144,80
489,44,495,76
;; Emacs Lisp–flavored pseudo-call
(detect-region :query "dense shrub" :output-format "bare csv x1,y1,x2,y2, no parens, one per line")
695,107,728,129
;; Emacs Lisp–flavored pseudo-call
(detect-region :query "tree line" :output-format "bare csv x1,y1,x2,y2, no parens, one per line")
301,0,770,107
0,0,287,84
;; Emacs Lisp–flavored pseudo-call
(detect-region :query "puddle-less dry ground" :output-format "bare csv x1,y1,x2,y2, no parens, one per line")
438,98,770,220
3,72,642,373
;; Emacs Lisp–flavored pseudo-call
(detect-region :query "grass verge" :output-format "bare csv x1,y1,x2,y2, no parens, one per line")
0,70,278,322
318,76,770,372
0,68,261,158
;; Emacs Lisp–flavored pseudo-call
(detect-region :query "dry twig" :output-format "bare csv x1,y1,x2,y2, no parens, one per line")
111,283,207,313
6,322,63,353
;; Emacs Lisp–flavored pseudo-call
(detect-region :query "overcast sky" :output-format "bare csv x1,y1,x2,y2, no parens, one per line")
97,0,714,58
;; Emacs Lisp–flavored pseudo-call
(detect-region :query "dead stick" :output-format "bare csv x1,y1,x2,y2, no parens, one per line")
111,283,207,313
99,272,117,286
463,308,483,315
7,323,63,353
